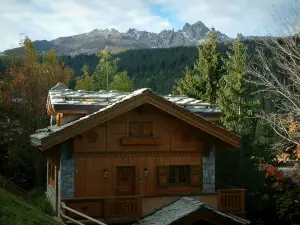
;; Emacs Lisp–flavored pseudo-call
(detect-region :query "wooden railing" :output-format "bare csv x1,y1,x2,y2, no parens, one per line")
62,196,141,223
217,189,246,214
104,197,141,221
60,202,107,225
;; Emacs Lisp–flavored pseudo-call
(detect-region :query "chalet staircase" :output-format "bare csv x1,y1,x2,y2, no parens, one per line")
65,219,105,225
60,202,107,225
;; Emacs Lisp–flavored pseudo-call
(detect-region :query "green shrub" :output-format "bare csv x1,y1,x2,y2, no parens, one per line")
29,187,54,216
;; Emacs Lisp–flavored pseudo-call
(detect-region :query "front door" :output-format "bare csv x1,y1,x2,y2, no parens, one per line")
116,166,135,196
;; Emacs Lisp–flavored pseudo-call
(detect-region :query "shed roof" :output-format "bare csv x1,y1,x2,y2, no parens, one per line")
132,197,250,225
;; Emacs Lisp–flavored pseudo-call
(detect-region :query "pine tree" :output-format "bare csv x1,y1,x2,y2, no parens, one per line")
75,64,94,91
196,28,223,103
217,36,259,135
172,66,204,99
91,47,134,92
92,47,120,91
172,29,222,102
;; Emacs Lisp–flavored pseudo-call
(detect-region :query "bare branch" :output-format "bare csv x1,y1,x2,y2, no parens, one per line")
247,2,300,159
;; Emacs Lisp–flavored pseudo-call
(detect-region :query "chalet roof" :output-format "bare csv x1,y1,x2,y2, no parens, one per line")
47,84,221,115
132,197,250,225
31,85,240,150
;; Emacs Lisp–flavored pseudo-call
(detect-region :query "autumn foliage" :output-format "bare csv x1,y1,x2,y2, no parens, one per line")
0,37,73,135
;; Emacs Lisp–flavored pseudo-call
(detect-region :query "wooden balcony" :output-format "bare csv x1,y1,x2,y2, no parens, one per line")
105,197,141,222
217,189,246,216
63,196,141,224
62,190,246,224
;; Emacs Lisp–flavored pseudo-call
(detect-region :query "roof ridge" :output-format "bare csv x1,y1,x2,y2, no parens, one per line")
50,82,68,91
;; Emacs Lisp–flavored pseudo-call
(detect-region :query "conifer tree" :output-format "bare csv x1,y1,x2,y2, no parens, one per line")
75,64,93,91
172,28,222,102
109,71,134,92
92,47,133,92
92,47,120,91
172,66,204,99
217,36,259,135
196,28,223,103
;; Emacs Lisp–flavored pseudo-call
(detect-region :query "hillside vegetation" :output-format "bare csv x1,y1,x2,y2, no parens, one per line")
0,188,61,225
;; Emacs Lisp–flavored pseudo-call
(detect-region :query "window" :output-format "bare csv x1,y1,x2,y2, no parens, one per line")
48,161,56,190
129,121,153,137
157,165,202,188
168,166,189,185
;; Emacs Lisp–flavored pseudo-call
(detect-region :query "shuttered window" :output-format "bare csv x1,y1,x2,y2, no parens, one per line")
168,166,189,185
129,121,153,137
157,166,169,188
157,165,203,188
189,165,202,186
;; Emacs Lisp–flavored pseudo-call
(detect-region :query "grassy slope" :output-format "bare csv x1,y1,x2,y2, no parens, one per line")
0,188,61,225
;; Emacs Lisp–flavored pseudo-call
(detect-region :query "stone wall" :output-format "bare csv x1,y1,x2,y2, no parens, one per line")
60,143,75,198
202,144,216,193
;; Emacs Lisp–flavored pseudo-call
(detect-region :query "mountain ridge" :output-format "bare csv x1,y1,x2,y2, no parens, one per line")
2,21,234,56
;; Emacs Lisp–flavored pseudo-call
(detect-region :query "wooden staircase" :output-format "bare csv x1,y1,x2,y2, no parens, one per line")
60,202,107,225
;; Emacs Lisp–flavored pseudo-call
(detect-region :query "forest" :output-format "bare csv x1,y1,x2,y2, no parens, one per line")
0,11,300,225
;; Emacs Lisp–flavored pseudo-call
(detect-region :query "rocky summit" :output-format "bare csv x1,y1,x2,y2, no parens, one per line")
3,21,233,56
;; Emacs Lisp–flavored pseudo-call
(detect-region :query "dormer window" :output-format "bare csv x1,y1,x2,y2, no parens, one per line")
129,121,153,137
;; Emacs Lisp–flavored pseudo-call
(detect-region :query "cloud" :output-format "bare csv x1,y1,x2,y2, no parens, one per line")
0,0,173,51
0,0,295,51
149,0,293,37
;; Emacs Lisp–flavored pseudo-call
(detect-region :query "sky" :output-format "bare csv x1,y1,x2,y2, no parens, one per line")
0,0,293,52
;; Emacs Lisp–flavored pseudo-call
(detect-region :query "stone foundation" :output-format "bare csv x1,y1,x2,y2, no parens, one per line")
60,143,74,198
202,144,216,193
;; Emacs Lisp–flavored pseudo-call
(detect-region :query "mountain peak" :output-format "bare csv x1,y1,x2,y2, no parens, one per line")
2,20,233,56
194,20,206,27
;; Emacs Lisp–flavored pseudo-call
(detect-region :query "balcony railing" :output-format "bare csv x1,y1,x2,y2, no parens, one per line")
105,197,141,221
63,196,141,223
62,190,246,223
217,189,246,215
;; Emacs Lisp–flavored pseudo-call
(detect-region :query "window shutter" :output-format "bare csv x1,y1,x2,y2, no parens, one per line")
143,122,153,136
129,122,140,136
157,166,169,188
189,165,202,187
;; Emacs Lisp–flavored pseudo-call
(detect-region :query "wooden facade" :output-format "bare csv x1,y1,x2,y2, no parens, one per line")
72,105,219,198
31,87,247,225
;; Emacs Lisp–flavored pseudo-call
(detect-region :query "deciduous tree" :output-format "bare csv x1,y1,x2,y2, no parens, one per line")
0,37,73,188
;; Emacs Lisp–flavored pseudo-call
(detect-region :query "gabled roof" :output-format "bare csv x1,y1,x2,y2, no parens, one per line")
132,197,250,225
31,88,240,150
47,85,221,116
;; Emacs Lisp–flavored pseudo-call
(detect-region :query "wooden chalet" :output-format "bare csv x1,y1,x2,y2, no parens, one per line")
30,83,248,225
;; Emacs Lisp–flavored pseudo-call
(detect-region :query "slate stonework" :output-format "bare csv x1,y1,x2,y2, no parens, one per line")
60,143,75,198
202,144,216,193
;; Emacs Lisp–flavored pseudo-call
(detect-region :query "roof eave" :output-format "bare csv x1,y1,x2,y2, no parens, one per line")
30,136,43,149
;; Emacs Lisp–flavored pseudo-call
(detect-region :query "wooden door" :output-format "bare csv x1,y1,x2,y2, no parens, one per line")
116,166,135,196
